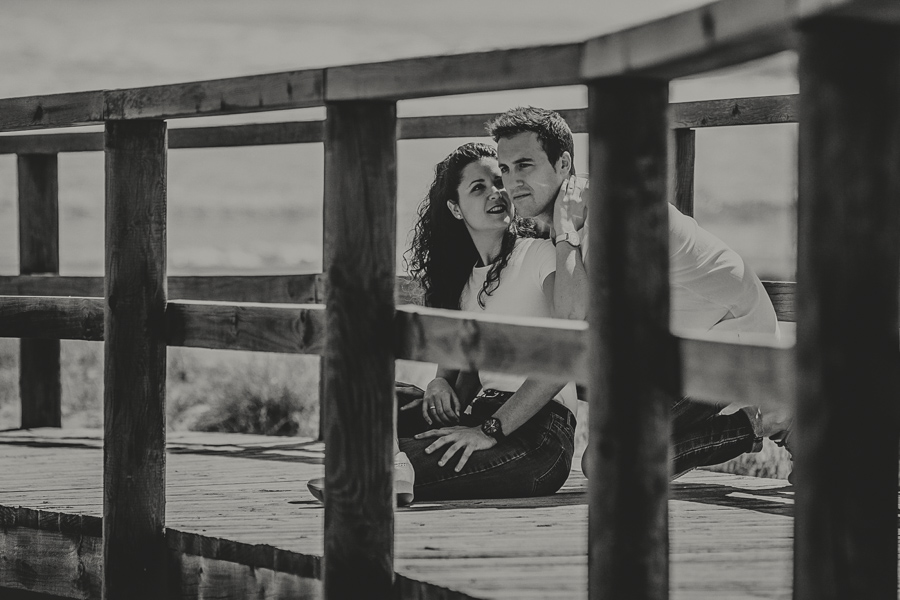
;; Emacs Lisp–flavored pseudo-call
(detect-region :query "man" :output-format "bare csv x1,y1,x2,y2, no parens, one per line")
487,106,792,478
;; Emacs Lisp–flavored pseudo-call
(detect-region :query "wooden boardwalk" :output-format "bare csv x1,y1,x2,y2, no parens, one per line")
0,428,818,599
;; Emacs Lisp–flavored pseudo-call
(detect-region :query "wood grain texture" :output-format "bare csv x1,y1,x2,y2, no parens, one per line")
326,44,584,101
582,0,795,80
394,305,587,385
103,120,168,600
0,274,321,303
0,96,800,154
0,91,105,132
0,294,793,410
17,153,61,429
0,430,809,600
794,18,900,600
322,101,397,599
673,129,696,217
586,78,672,600
762,281,795,322
0,296,104,340
165,300,325,354
678,329,795,411
670,95,797,129
104,71,323,120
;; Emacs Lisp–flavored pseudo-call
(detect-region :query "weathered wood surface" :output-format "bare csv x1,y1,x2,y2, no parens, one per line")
0,72,324,132
17,153,61,428
0,274,321,303
0,428,822,600
670,95,797,129
322,101,397,598
580,0,900,80
795,18,900,600
673,129,696,217
587,78,672,600
166,300,326,355
103,120,168,600
0,296,104,340
0,295,794,409
0,275,796,323
326,44,584,101
0,95,802,155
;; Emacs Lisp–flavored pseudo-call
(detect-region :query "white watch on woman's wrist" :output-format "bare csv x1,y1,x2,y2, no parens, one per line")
554,229,582,248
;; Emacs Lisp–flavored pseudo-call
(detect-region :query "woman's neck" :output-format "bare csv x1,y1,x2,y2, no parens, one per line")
469,229,505,267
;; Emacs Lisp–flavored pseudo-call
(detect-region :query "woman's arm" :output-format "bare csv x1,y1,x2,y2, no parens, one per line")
415,377,565,471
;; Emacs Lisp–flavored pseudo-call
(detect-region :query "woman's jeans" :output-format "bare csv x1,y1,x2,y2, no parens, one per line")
398,391,576,501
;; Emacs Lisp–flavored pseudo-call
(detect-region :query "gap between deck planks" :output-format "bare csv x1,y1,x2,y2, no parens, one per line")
0,427,870,600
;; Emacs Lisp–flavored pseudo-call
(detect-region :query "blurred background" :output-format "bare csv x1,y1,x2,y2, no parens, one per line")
0,0,796,476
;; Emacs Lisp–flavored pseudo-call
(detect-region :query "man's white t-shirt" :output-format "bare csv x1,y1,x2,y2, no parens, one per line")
581,202,780,339
460,237,579,414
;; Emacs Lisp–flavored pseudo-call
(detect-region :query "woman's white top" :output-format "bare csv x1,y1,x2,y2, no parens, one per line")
459,237,579,415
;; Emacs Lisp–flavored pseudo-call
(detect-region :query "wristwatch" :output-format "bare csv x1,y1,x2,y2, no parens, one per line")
554,229,582,247
481,417,506,442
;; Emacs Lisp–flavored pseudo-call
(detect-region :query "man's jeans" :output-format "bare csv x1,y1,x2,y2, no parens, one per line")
398,394,576,500
671,396,761,479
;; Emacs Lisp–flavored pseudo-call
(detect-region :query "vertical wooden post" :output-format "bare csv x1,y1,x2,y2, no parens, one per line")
586,77,673,600
103,121,168,600
17,154,61,428
673,129,696,217
322,101,397,599
795,18,900,600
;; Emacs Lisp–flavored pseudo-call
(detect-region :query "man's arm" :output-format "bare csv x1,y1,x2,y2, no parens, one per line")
551,176,589,320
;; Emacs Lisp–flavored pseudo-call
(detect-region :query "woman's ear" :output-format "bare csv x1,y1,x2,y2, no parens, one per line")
447,200,463,220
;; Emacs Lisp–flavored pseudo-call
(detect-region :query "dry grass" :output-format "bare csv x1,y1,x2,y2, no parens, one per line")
0,339,320,437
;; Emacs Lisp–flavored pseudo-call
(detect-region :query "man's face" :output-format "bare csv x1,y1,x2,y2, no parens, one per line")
497,131,567,219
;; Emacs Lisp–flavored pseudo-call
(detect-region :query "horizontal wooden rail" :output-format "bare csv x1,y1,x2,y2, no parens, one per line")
0,0,888,133
0,274,322,303
0,296,103,340
0,95,799,155
166,300,326,354
0,296,794,409
0,275,796,321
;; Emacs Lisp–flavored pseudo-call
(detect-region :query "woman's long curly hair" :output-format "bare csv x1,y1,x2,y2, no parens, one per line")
405,143,535,310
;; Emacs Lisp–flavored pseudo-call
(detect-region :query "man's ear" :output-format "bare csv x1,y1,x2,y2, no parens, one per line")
447,200,463,220
556,151,573,177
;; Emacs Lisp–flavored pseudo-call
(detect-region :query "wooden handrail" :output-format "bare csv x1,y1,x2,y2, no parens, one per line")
0,296,794,410
0,0,874,133
0,95,800,155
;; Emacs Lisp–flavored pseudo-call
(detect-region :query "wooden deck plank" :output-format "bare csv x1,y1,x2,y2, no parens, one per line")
0,428,881,600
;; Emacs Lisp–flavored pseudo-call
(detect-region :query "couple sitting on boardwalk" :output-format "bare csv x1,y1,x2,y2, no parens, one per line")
309,107,792,506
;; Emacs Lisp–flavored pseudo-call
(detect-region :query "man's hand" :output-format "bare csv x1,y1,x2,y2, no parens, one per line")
415,426,497,472
553,175,589,237
406,377,460,426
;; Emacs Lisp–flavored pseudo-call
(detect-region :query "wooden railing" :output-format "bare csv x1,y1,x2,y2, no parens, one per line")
1,0,898,599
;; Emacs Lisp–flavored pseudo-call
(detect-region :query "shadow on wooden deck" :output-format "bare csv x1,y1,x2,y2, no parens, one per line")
0,428,840,600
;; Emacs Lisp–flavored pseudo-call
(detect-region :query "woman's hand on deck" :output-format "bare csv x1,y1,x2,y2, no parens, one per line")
415,426,496,472
414,378,461,426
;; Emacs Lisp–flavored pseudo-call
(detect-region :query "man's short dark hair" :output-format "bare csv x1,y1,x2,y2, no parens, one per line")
486,106,575,174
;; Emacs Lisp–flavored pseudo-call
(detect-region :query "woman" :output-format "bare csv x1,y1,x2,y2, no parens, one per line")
308,142,576,505
400,142,578,501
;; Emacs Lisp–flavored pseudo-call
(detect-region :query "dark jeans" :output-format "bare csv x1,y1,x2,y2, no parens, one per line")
671,396,761,479
397,391,576,501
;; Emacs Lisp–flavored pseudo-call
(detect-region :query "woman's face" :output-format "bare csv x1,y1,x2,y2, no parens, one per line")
450,157,511,233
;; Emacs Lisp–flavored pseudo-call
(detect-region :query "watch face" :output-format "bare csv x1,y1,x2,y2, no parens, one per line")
482,417,503,438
